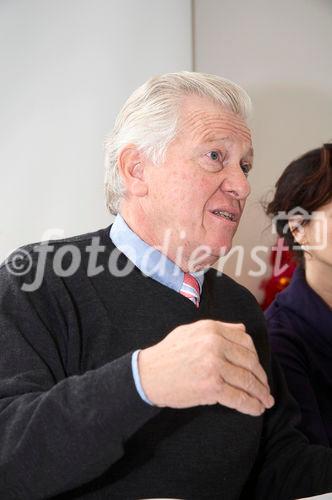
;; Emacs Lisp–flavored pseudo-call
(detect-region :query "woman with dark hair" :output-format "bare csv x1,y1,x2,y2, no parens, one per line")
265,143,332,447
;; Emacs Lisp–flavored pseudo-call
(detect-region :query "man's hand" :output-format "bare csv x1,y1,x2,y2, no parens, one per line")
138,320,274,416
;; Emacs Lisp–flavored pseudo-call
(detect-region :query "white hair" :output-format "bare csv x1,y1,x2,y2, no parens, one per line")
104,71,252,214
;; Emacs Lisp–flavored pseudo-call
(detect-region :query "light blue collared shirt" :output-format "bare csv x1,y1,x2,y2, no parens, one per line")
110,214,205,405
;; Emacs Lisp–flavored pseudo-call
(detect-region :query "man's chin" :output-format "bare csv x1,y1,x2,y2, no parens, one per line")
186,245,231,272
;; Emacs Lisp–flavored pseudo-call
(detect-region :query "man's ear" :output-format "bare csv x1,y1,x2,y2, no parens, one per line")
118,145,148,197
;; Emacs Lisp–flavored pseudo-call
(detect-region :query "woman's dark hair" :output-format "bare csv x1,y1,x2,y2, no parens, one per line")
265,143,332,266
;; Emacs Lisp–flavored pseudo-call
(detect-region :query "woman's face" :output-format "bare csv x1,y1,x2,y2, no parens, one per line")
302,199,332,269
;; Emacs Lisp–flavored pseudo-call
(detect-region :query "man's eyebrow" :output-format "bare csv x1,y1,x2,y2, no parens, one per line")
199,136,229,144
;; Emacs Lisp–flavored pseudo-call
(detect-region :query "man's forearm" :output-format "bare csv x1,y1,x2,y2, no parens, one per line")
0,352,159,499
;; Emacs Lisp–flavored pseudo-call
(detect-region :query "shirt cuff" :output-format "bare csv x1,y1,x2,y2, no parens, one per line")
131,350,154,406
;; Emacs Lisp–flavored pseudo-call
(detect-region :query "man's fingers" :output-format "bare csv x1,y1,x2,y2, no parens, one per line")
218,322,246,331
223,344,269,388
213,321,271,391
216,377,265,417
219,361,274,409
216,323,257,354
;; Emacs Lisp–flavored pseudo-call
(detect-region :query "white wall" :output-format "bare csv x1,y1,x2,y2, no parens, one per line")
0,0,192,261
194,0,332,300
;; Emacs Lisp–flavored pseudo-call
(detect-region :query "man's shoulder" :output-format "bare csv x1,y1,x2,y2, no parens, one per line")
47,227,108,246
1,226,112,271
25,226,111,252
0,226,115,295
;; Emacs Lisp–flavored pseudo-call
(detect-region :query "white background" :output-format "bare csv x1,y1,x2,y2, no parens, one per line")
0,0,192,260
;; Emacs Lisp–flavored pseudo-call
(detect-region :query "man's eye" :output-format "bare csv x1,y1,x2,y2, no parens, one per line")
241,163,251,176
207,151,221,161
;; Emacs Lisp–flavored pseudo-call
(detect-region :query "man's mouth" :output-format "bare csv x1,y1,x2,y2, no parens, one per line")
210,209,238,222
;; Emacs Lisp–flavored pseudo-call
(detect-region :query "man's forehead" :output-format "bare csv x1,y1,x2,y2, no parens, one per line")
178,98,252,145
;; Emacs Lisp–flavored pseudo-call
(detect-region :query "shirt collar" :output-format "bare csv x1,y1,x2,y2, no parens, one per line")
109,214,204,294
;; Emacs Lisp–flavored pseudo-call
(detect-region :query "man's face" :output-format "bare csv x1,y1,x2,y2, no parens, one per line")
138,95,253,269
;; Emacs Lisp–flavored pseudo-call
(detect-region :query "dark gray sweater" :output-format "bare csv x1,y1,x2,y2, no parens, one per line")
0,226,332,500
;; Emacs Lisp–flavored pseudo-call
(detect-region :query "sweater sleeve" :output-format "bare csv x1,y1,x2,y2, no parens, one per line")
249,355,332,500
268,323,330,446
0,262,160,499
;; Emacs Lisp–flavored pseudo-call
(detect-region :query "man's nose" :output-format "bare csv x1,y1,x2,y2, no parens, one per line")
220,164,251,200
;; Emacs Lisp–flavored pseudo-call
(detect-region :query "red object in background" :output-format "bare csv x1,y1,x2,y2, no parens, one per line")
260,238,296,310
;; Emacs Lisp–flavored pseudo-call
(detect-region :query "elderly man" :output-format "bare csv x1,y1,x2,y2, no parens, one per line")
1,72,332,500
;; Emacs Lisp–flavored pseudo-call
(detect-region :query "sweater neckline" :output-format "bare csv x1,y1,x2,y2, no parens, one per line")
98,225,213,313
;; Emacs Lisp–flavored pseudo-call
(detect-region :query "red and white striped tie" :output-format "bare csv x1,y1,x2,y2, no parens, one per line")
180,273,201,308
